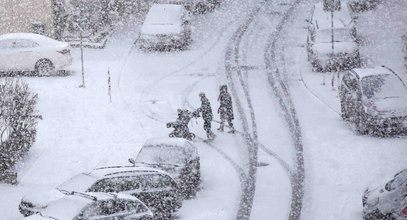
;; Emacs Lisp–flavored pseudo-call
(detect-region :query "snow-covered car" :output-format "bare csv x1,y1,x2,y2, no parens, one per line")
19,166,181,218
348,0,382,13
362,169,407,220
138,4,192,50
157,0,221,13
306,1,360,72
130,138,200,198
339,66,407,135
21,192,153,220
0,33,72,76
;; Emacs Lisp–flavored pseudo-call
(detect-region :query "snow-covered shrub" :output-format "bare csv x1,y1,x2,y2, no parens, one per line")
0,79,40,184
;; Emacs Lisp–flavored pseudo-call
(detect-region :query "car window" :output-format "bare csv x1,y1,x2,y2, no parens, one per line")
361,74,407,99
87,176,141,193
79,200,127,219
139,173,175,190
123,199,148,213
344,75,359,92
0,40,15,49
13,39,39,49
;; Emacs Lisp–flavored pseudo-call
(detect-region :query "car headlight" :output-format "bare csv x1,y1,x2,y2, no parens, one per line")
371,197,379,206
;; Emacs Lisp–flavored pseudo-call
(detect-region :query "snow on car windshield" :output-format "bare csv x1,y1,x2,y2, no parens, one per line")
144,5,182,26
361,74,407,99
135,145,188,164
57,173,97,193
315,28,352,43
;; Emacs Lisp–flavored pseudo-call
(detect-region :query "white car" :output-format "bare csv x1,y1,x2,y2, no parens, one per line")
362,169,407,220
306,1,360,72
0,33,72,76
22,192,153,220
138,4,192,50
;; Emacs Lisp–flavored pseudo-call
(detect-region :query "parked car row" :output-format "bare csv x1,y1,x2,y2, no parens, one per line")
19,137,201,219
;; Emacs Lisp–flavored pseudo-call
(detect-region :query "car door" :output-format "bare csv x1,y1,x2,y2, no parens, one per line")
12,39,40,70
0,39,17,71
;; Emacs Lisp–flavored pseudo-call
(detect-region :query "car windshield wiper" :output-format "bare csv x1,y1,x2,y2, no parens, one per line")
57,188,71,195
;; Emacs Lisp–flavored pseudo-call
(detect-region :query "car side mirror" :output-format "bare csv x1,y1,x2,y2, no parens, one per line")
128,158,136,165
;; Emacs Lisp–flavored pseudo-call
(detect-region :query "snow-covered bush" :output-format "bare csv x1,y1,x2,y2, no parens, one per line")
0,79,40,184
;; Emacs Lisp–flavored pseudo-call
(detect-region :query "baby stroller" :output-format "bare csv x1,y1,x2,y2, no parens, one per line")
166,119,196,141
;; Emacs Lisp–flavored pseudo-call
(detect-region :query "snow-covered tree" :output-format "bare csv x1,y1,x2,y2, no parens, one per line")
0,79,40,184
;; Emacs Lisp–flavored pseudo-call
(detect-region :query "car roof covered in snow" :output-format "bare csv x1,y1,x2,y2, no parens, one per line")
312,1,354,30
351,66,394,79
144,4,184,25
0,33,65,45
89,165,169,179
143,137,194,148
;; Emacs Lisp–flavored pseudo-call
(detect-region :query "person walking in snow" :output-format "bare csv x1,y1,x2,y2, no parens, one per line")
195,92,216,140
217,85,235,133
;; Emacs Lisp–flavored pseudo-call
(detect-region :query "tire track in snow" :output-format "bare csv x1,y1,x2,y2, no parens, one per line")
224,4,262,220
263,1,305,220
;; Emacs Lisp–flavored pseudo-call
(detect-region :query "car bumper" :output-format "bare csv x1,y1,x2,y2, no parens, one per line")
314,52,360,71
365,115,407,135
139,35,187,48
54,53,73,70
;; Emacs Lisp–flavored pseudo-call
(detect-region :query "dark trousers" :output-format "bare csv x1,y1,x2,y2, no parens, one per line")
204,120,212,134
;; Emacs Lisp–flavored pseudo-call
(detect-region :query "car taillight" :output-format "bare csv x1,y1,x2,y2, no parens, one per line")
58,49,70,54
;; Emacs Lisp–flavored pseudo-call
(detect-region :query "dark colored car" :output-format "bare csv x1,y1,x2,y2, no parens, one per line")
130,138,200,199
22,192,153,220
19,166,181,218
339,66,407,135
362,169,407,220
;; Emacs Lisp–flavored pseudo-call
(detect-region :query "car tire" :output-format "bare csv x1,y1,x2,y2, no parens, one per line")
35,59,55,76
356,110,369,135
340,93,350,120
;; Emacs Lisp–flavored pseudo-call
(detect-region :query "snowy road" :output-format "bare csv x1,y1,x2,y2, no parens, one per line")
1,0,407,220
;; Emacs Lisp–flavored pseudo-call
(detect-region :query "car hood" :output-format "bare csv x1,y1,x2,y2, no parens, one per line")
22,189,65,208
313,41,358,56
141,24,183,35
370,97,407,118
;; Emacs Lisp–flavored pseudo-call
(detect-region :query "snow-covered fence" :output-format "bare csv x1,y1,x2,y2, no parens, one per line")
0,79,41,184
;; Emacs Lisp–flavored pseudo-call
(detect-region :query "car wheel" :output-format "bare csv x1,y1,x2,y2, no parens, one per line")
35,59,55,76
356,110,369,135
340,93,349,120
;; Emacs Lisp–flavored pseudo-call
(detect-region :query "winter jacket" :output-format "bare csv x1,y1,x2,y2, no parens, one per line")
197,96,213,121
218,90,234,120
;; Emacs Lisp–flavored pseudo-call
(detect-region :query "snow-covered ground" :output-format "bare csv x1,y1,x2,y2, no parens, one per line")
1,0,406,219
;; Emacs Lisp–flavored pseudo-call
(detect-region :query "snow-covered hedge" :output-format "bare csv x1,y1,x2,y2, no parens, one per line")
0,80,40,184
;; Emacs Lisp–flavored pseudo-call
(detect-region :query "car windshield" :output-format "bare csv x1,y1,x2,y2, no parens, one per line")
135,145,188,165
361,74,407,99
57,173,97,193
315,28,352,43
86,176,141,193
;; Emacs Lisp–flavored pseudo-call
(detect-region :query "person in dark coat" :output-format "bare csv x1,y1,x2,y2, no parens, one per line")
196,92,216,139
217,85,235,133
